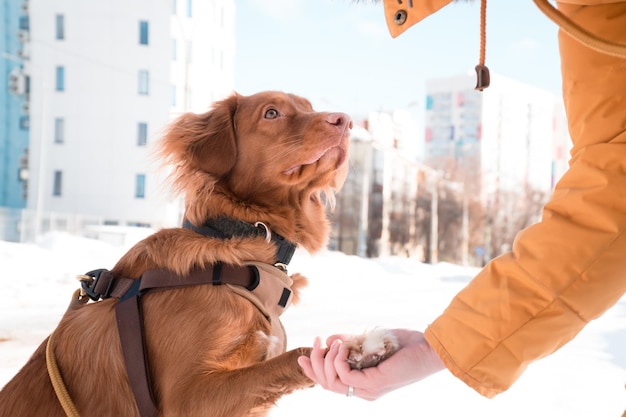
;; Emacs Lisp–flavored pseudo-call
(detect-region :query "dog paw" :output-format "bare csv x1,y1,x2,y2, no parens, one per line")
344,328,399,370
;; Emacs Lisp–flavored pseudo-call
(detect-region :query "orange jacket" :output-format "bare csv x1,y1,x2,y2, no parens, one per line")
383,0,626,397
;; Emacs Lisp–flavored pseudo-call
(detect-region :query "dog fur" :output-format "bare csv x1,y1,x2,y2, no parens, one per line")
345,328,400,370
0,91,352,417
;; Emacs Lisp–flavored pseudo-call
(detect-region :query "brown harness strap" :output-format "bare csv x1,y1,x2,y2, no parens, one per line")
92,263,287,417
116,296,157,417
90,264,258,301
111,264,260,417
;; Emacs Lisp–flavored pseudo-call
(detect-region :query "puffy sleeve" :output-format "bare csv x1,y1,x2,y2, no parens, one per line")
424,1,626,398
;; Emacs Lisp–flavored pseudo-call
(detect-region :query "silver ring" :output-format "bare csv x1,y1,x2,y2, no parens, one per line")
347,385,354,397
254,221,272,243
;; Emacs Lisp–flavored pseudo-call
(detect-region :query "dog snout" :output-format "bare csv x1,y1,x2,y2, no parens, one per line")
326,112,353,130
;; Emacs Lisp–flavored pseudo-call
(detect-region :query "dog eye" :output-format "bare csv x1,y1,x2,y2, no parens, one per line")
264,108,279,119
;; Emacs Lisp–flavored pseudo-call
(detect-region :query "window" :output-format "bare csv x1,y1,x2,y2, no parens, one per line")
54,118,65,143
186,0,192,17
19,16,29,30
55,66,65,91
55,14,64,40
19,116,30,130
135,174,146,198
425,95,434,110
172,39,177,60
172,0,177,14
138,70,149,95
139,21,149,45
127,221,151,228
185,41,192,63
171,85,176,106
137,122,148,146
53,171,63,196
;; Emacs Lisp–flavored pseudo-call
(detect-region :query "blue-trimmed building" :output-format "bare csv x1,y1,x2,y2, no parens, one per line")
1,0,29,210
1,0,30,241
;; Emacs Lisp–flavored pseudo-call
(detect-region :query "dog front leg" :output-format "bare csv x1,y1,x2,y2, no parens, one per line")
166,347,313,417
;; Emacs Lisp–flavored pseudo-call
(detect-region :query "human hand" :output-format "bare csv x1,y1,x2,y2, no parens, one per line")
297,329,445,400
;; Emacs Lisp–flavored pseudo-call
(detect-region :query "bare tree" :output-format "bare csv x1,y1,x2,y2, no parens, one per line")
489,187,549,257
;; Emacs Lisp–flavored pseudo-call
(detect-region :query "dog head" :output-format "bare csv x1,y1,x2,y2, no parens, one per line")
160,91,352,252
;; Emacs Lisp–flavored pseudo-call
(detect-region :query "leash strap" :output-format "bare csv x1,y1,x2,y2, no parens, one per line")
46,331,83,417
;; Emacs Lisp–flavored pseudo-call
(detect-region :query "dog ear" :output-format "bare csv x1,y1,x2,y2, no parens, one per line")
163,94,239,177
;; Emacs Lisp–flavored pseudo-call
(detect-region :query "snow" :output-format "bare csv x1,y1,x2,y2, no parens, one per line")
1,232,624,416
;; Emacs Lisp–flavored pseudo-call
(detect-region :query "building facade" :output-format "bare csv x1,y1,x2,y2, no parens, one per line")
331,116,423,259
425,72,570,201
425,73,571,260
1,0,235,241
326,74,571,264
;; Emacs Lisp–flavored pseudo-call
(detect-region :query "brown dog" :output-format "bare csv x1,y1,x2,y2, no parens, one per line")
0,91,351,417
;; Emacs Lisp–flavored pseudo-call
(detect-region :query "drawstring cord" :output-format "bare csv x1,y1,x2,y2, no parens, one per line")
474,0,490,91
534,0,626,59
478,0,486,68
473,0,626,91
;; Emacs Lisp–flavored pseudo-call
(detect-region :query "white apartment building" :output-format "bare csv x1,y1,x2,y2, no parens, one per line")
364,109,421,160
425,72,570,202
22,0,235,233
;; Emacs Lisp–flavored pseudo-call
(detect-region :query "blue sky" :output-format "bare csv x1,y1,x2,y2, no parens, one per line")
234,0,562,117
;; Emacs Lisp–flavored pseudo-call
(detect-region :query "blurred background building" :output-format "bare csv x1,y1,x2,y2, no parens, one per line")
424,73,570,261
1,0,235,241
331,72,570,265
331,121,420,259
424,72,570,201
1,1,30,217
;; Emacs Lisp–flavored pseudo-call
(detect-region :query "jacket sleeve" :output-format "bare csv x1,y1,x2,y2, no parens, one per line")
424,1,626,398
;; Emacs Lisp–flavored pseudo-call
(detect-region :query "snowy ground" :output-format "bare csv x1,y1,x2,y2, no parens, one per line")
1,232,624,416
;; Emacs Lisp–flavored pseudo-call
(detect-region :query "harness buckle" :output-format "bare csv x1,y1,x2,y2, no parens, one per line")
77,268,113,301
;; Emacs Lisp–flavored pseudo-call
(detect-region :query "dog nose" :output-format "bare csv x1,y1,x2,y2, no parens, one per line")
326,112,352,129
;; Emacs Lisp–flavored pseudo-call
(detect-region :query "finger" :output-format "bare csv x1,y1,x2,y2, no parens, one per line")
325,333,350,347
334,341,354,381
308,337,330,386
322,339,342,386
334,342,376,398
324,340,357,396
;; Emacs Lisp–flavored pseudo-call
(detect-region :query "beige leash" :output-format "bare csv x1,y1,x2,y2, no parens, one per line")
47,331,82,417
46,289,86,417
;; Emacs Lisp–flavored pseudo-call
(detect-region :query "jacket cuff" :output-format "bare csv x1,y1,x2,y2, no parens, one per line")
425,324,503,398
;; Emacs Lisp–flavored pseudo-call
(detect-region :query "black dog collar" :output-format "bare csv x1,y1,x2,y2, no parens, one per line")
182,217,297,267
